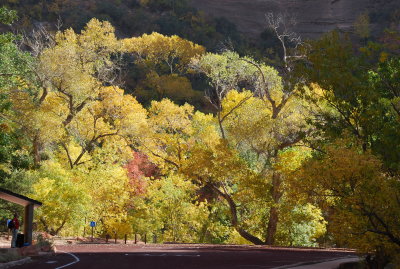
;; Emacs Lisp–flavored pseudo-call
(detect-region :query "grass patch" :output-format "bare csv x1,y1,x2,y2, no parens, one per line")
0,252,23,263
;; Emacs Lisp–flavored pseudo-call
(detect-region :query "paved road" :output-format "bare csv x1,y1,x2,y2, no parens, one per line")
14,244,356,269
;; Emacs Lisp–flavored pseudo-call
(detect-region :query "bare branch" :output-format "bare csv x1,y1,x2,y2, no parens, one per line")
61,143,74,169
265,12,307,71
22,24,55,57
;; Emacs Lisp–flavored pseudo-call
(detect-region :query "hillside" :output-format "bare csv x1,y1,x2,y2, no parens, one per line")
191,0,400,39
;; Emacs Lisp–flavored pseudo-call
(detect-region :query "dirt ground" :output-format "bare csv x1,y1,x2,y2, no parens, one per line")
0,232,12,248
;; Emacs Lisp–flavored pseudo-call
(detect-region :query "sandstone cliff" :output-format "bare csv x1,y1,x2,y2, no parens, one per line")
191,0,399,39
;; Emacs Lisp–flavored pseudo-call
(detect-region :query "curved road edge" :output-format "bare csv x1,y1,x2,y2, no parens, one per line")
54,250,80,269
273,256,361,269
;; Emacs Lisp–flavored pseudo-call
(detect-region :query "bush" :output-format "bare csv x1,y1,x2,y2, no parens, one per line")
34,232,54,252
0,252,22,263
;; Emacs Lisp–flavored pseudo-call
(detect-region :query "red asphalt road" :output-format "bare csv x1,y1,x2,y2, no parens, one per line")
14,244,356,269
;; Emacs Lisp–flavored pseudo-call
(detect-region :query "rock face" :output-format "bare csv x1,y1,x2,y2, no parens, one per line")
191,0,399,39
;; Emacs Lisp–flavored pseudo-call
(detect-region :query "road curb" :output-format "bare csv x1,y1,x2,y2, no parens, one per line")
0,257,31,269
272,255,360,269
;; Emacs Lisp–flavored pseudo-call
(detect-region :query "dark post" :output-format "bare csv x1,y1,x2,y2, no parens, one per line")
134,234,137,244
23,203,34,244
124,234,127,244
83,217,86,237
106,234,110,243
91,225,94,242
153,234,157,244
144,234,147,244
114,232,117,244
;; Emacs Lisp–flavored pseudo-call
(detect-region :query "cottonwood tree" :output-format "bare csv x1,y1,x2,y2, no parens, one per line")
4,19,126,166
192,50,314,245
292,142,400,265
11,19,149,170
292,27,400,264
122,32,205,75
8,19,149,236
138,99,195,172
122,32,205,104
191,17,312,245
180,90,316,245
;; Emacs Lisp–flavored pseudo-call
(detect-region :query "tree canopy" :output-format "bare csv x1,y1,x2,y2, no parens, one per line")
0,6,399,267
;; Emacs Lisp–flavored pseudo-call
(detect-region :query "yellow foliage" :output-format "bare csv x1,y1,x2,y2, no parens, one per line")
222,90,310,163
31,161,90,235
191,111,220,149
133,174,211,242
103,214,133,237
140,99,195,171
122,32,205,73
137,71,197,101
38,18,119,118
275,148,311,174
77,161,132,236
294,142,400,257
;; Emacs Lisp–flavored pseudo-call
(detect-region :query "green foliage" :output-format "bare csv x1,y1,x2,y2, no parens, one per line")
0,6,36,221
276,204,327,247
295,30,400,265
0,5,34,111
300,31,400,170
0,6,16,25
141,0,189,14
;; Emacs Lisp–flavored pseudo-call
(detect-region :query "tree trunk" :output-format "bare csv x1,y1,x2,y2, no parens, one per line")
217,112,226,140
39,217,49,234
32,134,41,167
53,219,67,236
211,184,264,245
265,171,283,245
266,207,278,245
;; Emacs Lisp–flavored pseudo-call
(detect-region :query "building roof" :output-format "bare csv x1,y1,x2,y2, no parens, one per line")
0,188,42,208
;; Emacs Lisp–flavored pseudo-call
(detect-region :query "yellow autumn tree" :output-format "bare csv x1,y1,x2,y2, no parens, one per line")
77,158,133,238
30,19,148,170
122,32,205,74
191,50,316,245
292,141,400,263
139,99,195,172
122,32,205,104
22,19,149,236
5,18,123,166
132,174,210,243
30,160,90,236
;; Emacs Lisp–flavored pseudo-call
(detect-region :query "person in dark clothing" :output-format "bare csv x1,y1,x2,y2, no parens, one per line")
10,213,19,248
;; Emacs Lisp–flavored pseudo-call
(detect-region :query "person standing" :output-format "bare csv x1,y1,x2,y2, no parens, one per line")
10,213,19,248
